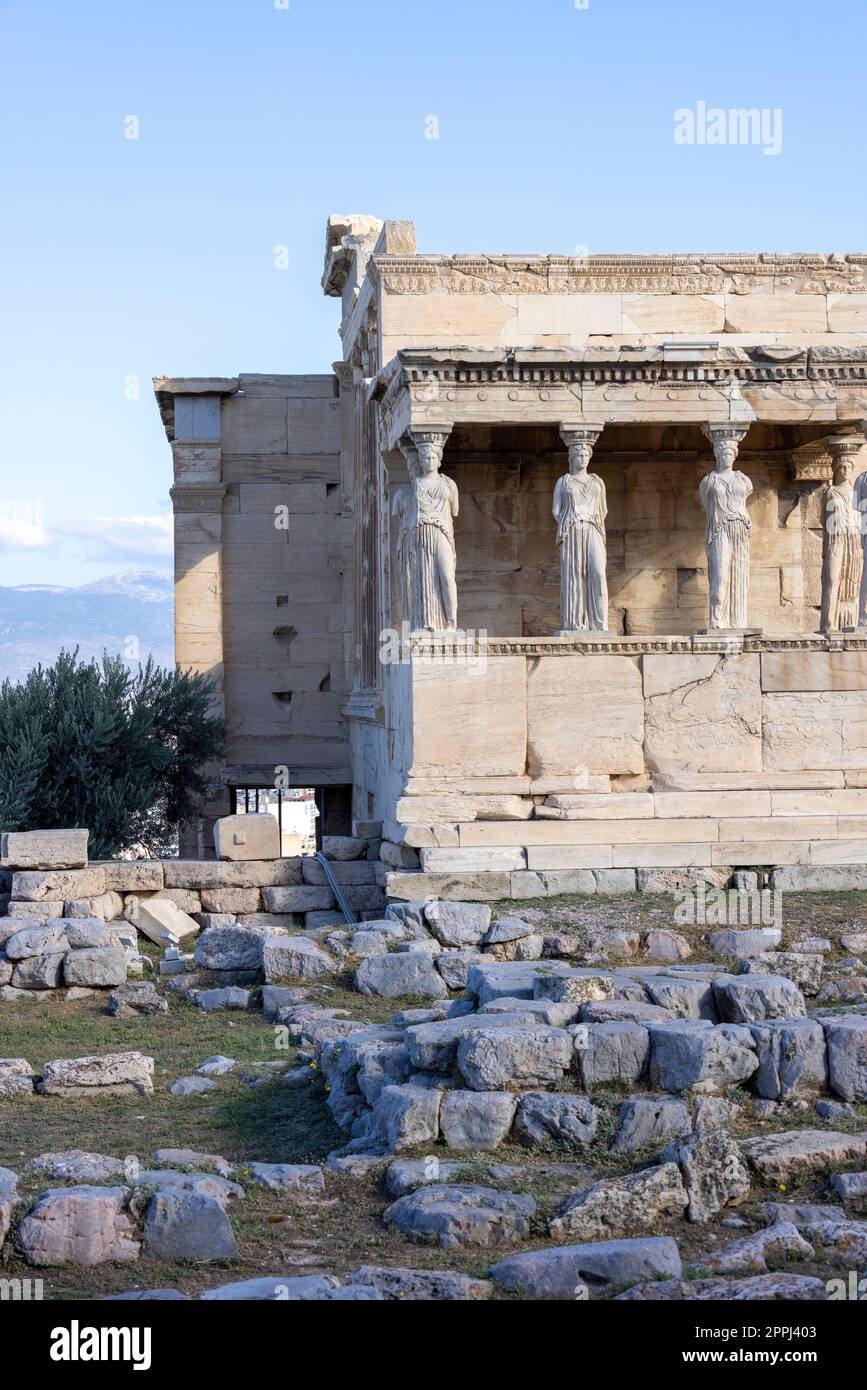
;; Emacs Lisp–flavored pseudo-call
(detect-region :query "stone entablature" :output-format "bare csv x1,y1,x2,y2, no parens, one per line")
374,346,867,451
370,252,867,297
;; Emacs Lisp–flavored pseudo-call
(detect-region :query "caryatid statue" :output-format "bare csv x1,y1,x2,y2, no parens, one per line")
554,425,609,633
395,429,459,632
850,436,867,629
699,425,753,630
822,435,863,633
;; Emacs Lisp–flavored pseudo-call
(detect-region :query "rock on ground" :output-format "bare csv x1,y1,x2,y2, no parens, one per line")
383,1184,536,1250
17,1187,139,1266
490,1236,682,1298
142,1189,238,1262
549,1164,688,1242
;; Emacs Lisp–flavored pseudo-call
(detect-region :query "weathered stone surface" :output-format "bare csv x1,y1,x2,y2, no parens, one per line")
345,1264,492,1300
617,1273,828,1301
801,1218,867,1266
383,1183,535,1249
824,1017,867,1101
749,1019,827,1100
63,946,127,988
579,998,672,1024
611,1096,692,1153
11,952,66,988
199,1275,338,1300
477,915,530,950
745,952,824,995
440,1091,517,1151
707,928,782,957
214,812,280,861
404,1013,526,1072
575,1020,650,1088
347,930,389,958
645,929,693,962
534,970,614,1004
107,982,168,1018
482,996,579,1027
1,829,88,869
701,1222,814,1275
17,1186,139,1265
527,655,644,777
247,1163,325,1194
741,1129,867,1182
98,861,164,892
513,1093,599,1148
196,986,252,1013
196,1055,237,1076
828,1171,867,1213
4,922,68,959
262,885,334,913
549,1163,689,1242
142,1189,238,1262
457,1026,573,1091
424,900,491,947
169,1076,216,1097
761,1201,846,1229
714,974,806,1023
200,887,261,915
371,1085,442,1152
676,1129,752,1223
24,1150,128,1182
649,1020,758,1094
11,868,105,901
490,1236,682,1297
194,924,265,972
260,934,337,981
40,1051,154,1097
127,896,199,946
153,1149,234,1178
435,949,488,990
355,952,448,999
644,978,716,1023
65,920,117,949
644,653,761,774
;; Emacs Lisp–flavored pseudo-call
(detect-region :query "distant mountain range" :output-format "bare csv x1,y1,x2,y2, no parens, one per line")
0,570,174,683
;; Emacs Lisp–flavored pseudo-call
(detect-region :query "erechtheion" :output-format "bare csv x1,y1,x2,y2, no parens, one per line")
155,217,867,898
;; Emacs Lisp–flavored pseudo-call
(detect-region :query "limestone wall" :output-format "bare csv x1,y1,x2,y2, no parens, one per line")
373,254,867,365
377,643,867,894
219,374,351,784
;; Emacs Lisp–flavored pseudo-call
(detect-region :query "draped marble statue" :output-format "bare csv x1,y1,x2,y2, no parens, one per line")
554,425,608,633
699,425,753,630
394,430,459,631
822,436,864,633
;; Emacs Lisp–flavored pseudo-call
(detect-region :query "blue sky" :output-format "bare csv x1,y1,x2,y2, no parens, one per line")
1,0,865,586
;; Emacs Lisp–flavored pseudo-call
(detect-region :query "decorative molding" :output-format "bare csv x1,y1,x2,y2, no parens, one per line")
371,253,867,297
169,483,227,514
403,633,864,657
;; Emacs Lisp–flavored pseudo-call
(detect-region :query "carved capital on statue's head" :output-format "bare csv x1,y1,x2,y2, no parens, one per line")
560,423,603,474
410,427,451,476
828,434,864,484
703,422,750,472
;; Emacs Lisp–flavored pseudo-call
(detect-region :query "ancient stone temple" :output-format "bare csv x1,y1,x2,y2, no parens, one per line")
155,218,867,894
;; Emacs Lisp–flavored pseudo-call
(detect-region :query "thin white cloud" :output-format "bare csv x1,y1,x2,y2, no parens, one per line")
58,514,173,564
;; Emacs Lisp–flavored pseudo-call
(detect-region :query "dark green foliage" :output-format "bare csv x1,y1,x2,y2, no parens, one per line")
0,650,223,857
